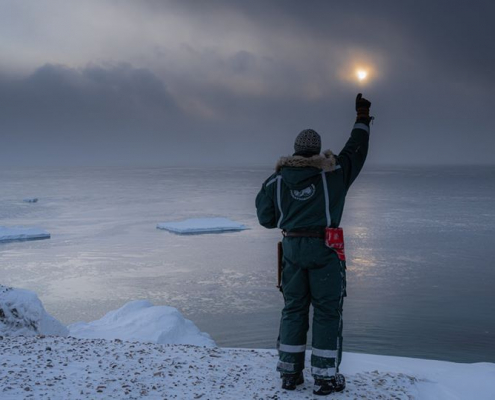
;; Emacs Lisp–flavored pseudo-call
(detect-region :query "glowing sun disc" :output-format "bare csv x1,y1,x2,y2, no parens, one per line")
357,70,368,81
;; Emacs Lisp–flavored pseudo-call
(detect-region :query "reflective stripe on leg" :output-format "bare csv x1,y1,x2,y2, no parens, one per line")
279,344,306,353
312,348,337,358
312,366,337,378
277,360,297,373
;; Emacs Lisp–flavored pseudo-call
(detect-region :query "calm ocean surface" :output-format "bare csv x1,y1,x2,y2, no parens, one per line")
1,166,494,363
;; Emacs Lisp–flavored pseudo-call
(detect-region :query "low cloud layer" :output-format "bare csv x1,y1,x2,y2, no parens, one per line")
0,0,493,166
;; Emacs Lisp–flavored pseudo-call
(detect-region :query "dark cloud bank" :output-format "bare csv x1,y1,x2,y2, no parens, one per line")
1,64,189,166
1,0,494,166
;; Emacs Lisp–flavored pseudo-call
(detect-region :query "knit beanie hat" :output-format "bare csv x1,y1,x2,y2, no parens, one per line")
294,129,321,155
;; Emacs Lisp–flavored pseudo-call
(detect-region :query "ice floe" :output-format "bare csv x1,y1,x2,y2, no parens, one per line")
0,226,51,243
157,217,248,234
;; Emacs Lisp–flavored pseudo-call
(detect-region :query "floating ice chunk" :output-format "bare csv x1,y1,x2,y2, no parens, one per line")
23,198,38,203
0,226,51,243
157,217,248,234
69,300,216,347
0,285,68,337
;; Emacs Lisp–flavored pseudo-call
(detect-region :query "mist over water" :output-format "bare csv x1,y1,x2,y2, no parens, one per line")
1,165,494,363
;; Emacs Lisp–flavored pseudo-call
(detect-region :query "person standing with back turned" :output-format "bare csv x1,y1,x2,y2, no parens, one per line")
255,94,372,396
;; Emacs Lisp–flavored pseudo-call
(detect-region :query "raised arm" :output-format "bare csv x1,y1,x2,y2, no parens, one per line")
337,93,372,190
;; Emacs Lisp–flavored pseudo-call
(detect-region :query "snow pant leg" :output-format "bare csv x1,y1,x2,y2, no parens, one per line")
276,255,310,374
309,255,346,378
337,261,346,367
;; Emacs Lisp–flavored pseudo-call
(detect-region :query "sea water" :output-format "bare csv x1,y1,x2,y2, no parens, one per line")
0,166,494,363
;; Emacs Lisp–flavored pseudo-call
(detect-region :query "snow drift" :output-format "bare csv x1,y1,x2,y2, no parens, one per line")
157,217,248,234
0,226,50,243
0,285,68,337
68,300,216,347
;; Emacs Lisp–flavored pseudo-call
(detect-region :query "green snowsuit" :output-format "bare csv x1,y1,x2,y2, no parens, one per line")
255,122,370,378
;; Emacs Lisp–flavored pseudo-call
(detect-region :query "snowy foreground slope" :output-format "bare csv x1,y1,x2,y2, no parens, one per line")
1,286,494,399
1,336,494,400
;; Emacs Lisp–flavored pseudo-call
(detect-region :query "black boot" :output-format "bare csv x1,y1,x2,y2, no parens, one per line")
313,373,346,396
281,371,304,390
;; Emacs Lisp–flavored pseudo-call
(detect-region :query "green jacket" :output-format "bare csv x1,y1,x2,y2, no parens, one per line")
256,123,369,230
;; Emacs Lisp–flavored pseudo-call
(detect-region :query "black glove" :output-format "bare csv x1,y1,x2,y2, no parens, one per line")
355,93,372,123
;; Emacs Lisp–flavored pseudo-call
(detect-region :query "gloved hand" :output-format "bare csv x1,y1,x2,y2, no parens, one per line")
355,93,372,123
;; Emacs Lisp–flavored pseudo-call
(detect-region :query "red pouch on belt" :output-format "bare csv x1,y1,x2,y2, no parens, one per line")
325,227,346,261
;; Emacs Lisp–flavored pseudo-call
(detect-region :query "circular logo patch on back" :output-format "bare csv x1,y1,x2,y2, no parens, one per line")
290,184,316,201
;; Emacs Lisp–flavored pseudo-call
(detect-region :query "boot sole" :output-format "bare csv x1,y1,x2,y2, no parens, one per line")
313,382,346,395
313,385,345,396
282,376,304,390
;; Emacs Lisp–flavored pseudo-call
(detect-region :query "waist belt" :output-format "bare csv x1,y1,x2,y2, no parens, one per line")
282,230,325,238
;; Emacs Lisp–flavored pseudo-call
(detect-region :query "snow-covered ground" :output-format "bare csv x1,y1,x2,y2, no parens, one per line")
157,217,248,234
0,226,50,243
1,285,494,399
1,336,494,400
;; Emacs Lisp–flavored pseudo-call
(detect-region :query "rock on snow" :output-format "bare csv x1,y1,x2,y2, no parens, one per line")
69,300,215,347
157,217,248,234
0,226,50,243
0,285,68,337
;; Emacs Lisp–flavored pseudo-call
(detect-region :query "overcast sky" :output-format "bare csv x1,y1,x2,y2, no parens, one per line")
1,0,494,166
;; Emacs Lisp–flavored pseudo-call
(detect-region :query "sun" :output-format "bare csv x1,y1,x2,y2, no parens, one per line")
356,70,368,82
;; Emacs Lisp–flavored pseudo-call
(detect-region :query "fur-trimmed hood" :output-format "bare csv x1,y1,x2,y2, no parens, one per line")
276,150,337,172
